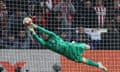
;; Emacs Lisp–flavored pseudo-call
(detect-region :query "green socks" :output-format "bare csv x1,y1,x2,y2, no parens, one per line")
85,59,99,67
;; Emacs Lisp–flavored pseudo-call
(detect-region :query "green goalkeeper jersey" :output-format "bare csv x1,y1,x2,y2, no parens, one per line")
33,26,86,61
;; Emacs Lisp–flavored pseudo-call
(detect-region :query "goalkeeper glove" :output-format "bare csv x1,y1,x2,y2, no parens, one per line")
23,17,35,32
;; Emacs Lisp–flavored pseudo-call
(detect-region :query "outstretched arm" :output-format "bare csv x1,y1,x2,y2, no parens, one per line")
23,17,56,37
30,27,46,46
23,17,46,46
33,24,56,37
32,32,46,46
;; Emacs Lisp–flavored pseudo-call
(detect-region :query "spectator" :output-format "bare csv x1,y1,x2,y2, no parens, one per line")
0,28,30,49
3,0,14,15
45,0,53,10
0,1,8,48
2,29,31,49
72,0,83,28
18,1,30,15
101,14,120,49
94,0,107,28
0,0,8,29
114,0,120,9
0,28,7,49
27,0,36,16
38,0,52,11
74,0,97,28
6,32,15,48
59,31,67,41
52,0,60,6
47,10,62,33
13,29,31,49
35,8,47,27
3,0,28,15
104,0,114,19
103,15,112,28
6,4,31,49
105,7,119,32
109,0,120,20
72,0,84,12
86,29,101,41
72,27,91,43
110,15,120,32
35,0,53,27
53,0,75,41
28,0,52,16
3,30,7,40
6,2,28,31
85,28,103,49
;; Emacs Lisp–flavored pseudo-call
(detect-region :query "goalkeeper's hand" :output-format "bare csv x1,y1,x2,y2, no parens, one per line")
23,17,35,32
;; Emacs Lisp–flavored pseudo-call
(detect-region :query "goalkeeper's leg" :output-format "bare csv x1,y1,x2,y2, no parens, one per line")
76,44,108,72
80,57,108,72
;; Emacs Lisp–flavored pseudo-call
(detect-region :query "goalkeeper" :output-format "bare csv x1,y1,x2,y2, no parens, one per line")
23,17,108,72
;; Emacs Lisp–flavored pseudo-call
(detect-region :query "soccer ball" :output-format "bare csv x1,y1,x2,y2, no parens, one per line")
23,17,33,26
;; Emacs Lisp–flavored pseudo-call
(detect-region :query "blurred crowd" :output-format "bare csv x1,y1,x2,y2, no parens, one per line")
0,0,120,49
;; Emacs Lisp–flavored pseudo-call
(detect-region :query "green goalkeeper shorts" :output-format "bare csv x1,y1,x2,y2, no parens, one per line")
64,43,87,63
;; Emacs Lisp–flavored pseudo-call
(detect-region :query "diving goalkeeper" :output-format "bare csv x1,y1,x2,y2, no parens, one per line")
23,17,108,72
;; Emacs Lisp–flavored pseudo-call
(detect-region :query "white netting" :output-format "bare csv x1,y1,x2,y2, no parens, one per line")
0,0,120,72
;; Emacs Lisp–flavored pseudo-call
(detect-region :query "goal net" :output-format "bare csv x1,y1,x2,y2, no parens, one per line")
0,0,120,72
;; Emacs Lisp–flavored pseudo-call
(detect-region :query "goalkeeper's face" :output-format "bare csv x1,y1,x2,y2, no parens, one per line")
42,33,49,40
